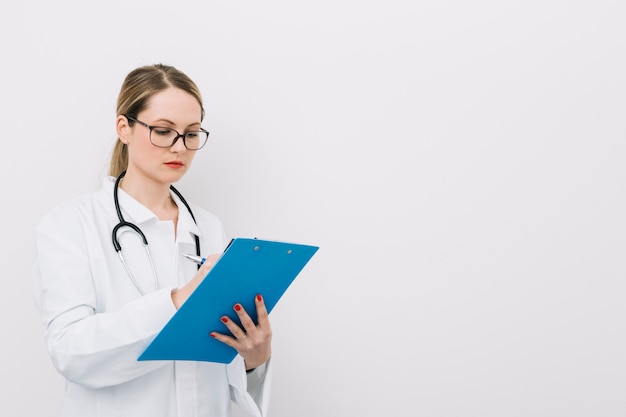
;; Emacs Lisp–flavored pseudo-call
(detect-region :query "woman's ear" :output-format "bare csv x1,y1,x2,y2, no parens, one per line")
116,115,130,144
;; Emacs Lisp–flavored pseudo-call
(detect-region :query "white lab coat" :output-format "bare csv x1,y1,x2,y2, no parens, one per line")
32,176,272,417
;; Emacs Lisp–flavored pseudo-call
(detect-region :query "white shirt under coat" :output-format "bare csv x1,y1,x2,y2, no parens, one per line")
32,176,271,417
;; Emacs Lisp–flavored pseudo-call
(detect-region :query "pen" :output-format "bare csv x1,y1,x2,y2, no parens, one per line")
183,253,206,266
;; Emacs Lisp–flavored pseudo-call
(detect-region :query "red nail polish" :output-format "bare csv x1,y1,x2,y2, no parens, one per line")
210,332,216,338
221,317,228,323
234,304,241,311
257,294,262,302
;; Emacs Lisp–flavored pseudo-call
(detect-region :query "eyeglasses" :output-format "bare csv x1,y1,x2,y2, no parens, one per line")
125,115,210,150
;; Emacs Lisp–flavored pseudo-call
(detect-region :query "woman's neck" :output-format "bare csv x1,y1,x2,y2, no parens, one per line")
119,173,179,223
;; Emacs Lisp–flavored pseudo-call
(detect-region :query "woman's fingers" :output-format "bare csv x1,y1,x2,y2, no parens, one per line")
172,253,221,309
210,294,272,369
254,294,270,327
197,253,221,274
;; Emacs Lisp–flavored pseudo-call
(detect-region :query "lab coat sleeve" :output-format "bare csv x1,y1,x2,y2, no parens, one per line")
32,203,177,389
227,355,273,417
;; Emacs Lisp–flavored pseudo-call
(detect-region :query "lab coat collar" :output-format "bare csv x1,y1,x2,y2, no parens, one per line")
102,176,201,245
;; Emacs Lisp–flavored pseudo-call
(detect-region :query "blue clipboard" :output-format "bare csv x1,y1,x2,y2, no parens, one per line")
138,237,319,363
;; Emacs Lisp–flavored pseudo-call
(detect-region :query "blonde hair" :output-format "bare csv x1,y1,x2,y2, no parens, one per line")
109,64,205,177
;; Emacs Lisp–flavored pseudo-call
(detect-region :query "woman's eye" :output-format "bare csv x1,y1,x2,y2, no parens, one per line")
186,132,199,139
154,128,173,136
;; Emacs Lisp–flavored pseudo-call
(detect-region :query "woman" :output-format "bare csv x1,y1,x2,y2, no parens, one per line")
32,64,272,417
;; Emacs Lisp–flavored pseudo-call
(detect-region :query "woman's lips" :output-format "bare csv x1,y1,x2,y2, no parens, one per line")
164,161,184,168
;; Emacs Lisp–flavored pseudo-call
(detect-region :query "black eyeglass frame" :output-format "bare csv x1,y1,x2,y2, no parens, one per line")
124,115,210,150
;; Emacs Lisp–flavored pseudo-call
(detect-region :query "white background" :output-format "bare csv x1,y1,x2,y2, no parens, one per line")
2,1,626,416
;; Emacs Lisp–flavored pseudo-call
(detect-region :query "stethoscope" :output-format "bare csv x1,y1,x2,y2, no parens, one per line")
112,170,201,295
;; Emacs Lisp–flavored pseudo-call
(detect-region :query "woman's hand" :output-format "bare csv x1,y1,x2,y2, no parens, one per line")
210,294,272,371
171,254,221,309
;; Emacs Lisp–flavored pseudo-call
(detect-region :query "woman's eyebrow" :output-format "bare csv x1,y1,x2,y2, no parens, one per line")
153,118,202,128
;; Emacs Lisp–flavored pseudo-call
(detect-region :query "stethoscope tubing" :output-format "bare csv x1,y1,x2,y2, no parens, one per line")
111,171,200,295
